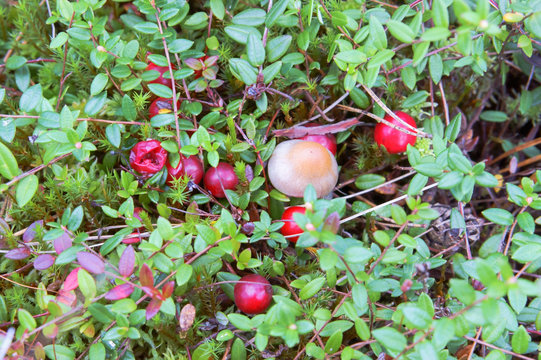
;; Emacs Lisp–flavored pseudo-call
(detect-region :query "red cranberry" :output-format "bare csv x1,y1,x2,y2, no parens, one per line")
166,155,204,186
234,274,273,314
374,111,417,154
299,124,337,155
129,140,168,178
280,206,306,243
149,97,180,118
122,232,141,244
203,162,238,198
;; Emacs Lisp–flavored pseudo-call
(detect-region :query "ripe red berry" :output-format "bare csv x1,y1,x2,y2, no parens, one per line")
166,155,204,185
129,140,168,178
145,62,175,88
203,162,238,198
149,97,180,119
374,111,417,154
280,206,306,243
234,274,272,314
299,124,337,155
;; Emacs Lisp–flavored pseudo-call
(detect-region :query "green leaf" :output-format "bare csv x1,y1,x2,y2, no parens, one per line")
439,171,463,189
84,92,107,116
20,84,42,112
133,22,159,34
210,0,225,20
90,73,108,96
299,277,325,300
511,325,530,354
386,20,415,43
355,174,385,189
168,39,194,53
369,16,387,50
56,0,73,20
367,49,395,69
525,11,541,39
266,35,292,62
372,327,407,353
412,41,430,66
228,313,253,331
88,343,105,360
224,25,261,44
429,54,443,84
16,174,38,207
122,95,136,121
229,58,257,85
480,111,507,122
232,9,267,26
246,33,265,66
265,0,289,27
18,308,36,330
44,345,75,360
324,330,342,354
335,50,367,65
0,141,19,180
77,269,96,301
482,208,514,226
416,341,438,360
421,27,451,41
148,83,173,98
402,305,432,329
50,32,69,49
432,0,449,28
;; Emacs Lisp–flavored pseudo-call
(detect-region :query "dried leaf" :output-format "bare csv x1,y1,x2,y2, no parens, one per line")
273,118,360,138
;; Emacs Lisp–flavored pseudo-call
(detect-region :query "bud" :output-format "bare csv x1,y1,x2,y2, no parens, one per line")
305,223,316,231
96,45,106,52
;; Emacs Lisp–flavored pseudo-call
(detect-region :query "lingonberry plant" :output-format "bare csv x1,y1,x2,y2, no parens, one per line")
0,0,540,359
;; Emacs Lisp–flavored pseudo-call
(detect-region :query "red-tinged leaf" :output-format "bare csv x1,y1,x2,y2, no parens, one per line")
139,264,154,287
160,281,175,300
119,245,135,277
105,283,134,300
63,267,81,291
184,58,203,70
42,323,58,339
33,254,55,270
122,233,141,244
53,232,72,254
23,220,44,242
77,252,105,274
56,289,77,307
146,298,162,320
204,55,219,67
141,286,156,297
5,247,31,260
322,212,341,234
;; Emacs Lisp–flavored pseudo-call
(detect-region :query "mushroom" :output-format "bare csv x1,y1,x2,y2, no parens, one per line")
267,140,338,198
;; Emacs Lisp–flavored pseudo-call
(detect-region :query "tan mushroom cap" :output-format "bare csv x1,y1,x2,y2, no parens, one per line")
267,140,338,198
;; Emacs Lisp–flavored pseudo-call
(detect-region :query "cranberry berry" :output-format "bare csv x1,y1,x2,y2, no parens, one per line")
374,111,417,154
145,61,175,88
149,98,180,119
166,155,204,186
280,206,306,243
204,162,238,198
234,274,272,314
299,124,337,155
129,140,168,178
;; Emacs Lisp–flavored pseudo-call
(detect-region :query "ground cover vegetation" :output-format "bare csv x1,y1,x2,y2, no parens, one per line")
0,0,541,358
